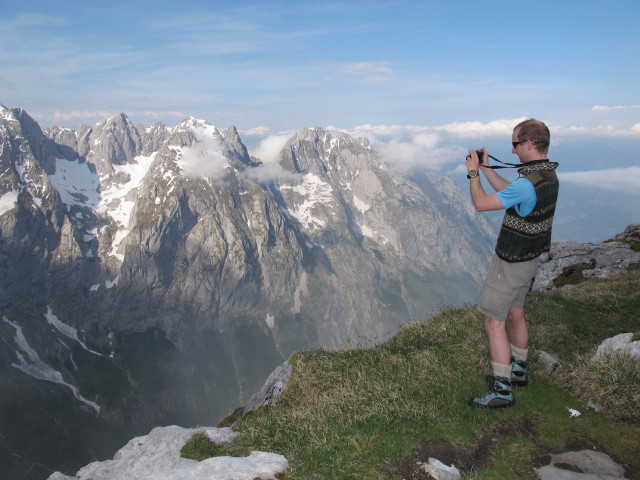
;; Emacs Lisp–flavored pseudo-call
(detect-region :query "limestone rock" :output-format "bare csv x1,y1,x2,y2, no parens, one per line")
533,224,640,291
242,361,293,417
536,350,561,377
592,333,640,362
47,425,287,480
418,457,461,480
535,450,628,479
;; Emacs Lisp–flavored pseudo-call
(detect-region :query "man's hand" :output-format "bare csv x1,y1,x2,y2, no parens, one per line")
466,148,484,171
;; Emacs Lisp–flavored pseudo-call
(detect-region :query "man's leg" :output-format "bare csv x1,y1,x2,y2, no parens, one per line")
469,317,515,408
506,307,528,350
507,306,529,386
485,316,511,366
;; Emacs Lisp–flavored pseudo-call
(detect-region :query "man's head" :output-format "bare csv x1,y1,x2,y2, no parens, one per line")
512,119,550,159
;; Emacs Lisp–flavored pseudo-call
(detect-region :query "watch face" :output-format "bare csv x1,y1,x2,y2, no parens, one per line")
467,169,478,178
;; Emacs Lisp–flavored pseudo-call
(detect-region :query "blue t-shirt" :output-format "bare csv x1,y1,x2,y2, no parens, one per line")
497,178,536,217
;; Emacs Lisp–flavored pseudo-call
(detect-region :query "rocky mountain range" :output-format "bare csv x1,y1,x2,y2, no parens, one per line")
0,105,495,479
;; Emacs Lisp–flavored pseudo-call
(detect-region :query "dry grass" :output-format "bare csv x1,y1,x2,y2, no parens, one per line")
563,352,640,422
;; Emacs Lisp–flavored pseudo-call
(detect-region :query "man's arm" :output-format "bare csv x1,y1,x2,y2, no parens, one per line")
469,177,505,211
480,164,510,192
466,149,506,212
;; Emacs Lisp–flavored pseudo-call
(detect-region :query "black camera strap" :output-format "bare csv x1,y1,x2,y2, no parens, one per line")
480,156,549,169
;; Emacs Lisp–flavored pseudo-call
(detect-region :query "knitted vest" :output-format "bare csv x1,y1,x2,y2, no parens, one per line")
495,161,559,263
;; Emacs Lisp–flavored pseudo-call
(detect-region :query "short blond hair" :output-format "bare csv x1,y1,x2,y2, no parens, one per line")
515,119,550,153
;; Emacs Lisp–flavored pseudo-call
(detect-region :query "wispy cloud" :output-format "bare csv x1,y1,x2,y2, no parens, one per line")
592,105,640,111
178,141,230,180
52,110,115,123
559,167,640,193
338,61,394,75
249,133,294,163
337,120,525,171
336,61,395,83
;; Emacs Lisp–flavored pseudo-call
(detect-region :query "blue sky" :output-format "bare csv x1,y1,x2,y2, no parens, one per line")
2,0,638,131
1,0,639,240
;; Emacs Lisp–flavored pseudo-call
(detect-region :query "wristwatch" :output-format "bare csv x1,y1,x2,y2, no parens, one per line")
467,169,479,179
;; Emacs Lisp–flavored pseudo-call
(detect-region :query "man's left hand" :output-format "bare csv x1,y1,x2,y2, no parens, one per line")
466,149,483,171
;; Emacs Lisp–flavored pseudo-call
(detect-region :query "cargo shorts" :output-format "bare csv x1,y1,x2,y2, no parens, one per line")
478,254,540,321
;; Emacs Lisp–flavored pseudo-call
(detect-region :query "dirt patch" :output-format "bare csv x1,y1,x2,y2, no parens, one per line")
387,420,639,480
387,417,535,479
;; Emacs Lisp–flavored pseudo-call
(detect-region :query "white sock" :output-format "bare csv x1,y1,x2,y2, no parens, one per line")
510,344,528,362
491,361,512,379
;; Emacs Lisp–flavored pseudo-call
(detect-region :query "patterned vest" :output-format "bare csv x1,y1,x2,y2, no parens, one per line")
495,160,559,263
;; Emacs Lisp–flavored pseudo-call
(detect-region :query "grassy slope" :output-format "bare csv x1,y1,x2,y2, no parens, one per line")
193,269,640,479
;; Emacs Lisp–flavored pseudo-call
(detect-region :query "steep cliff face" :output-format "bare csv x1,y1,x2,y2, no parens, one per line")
273,128,495,346
0,106,495,479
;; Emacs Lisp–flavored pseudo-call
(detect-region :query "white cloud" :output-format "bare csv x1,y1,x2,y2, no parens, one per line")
50,109,189,126
336,61,395,83
338,61,394,76
240,163,300,184
344,118,525,141
559,166,640,193
178,141,230,180
240,126,271,136
137,110,189,120
373,136,466,171
249,133,292,163
0,190,19,216
53,110,114,123
324,119,640,172
335,121,523,171
592,105,640,111
433,118,527,137
548,123,640,140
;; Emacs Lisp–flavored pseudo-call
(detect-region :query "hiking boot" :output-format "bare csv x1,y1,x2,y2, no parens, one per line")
469,376,515,409
511,358,528,387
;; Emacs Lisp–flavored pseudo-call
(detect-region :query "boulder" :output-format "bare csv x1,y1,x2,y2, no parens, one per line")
418,458,461,480
535,450,628,479
536,350,561,377
592,333,640,363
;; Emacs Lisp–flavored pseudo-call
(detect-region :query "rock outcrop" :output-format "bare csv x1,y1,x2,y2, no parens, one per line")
47,425,287,480
533,224,640,291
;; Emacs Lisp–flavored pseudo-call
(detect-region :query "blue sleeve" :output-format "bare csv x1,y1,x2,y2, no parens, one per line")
496,178,536,217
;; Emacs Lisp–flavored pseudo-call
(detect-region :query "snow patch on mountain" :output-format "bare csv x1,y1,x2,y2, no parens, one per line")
45,306,105,357
49,158,100,209
360,224,390,244
3,316,101,413
280,173,334,229
352,195,371,214
96,153,157,259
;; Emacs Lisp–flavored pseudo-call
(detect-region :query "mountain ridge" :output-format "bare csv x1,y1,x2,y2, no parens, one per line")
1,105,494,480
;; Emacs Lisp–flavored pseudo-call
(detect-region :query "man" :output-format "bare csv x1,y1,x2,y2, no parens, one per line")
465,118,559,409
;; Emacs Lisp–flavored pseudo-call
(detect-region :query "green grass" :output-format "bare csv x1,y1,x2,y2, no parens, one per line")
182,269,640,479
180,433,234,461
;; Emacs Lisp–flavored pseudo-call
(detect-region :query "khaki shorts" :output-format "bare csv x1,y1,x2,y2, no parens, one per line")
478,254,540,321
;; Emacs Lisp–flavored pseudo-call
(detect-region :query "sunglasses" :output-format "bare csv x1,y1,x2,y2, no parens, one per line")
512,141,526,149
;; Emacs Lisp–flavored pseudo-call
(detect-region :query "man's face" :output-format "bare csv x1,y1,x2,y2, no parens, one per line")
511,127,523,158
